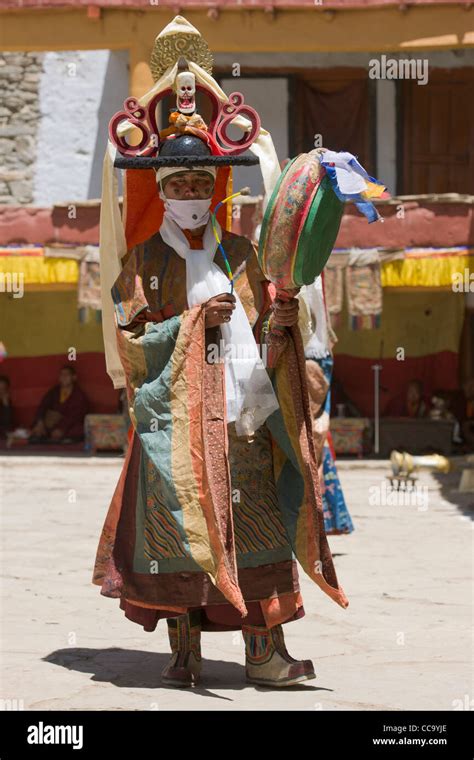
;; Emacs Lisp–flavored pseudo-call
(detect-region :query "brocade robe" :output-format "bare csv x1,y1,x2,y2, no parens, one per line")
92,228,348,631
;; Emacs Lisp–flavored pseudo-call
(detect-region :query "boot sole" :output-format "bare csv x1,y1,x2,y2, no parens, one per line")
161,678,195,688
161,670,201,688
161,672,201,688
246,671,316,688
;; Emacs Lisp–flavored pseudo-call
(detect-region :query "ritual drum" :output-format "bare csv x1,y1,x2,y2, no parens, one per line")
258,150,344,291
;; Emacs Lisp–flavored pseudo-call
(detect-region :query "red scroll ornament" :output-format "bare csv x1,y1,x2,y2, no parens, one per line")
108,96,163,157
109,89,261,158
212,92,261,153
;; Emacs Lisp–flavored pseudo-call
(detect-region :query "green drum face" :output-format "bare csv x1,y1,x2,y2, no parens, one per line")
258,152,344,290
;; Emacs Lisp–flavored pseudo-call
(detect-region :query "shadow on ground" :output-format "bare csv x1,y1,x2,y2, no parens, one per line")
43,648,328,699
432,461,474,520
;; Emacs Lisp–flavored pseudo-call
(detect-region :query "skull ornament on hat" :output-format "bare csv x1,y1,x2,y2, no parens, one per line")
176,71,195,115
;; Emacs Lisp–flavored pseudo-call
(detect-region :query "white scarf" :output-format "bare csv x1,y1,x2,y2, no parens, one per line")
159,214,279,436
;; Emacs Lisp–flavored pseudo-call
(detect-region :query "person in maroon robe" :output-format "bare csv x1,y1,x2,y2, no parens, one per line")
385,379,429,418
29,366,88,443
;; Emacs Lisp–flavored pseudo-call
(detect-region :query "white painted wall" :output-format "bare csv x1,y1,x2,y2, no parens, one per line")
33,49,128,205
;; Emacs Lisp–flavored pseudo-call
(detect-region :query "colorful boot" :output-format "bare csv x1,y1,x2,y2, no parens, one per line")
242,623,316,687
161,611,202,688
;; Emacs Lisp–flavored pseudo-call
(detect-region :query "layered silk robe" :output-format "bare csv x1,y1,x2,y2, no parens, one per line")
92,228,348,631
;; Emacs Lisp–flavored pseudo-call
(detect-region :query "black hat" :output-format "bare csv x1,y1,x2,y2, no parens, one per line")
114,133,259,170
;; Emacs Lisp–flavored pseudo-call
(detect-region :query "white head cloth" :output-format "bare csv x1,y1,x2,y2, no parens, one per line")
159,214,279,436
155,165,217,188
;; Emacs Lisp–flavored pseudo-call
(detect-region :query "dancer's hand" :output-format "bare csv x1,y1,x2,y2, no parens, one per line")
272,297,299,327
204,293,236,328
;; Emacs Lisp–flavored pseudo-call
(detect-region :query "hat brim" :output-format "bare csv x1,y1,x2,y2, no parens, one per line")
114,154,260,169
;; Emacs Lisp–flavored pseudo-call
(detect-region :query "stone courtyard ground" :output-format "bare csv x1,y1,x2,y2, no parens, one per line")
0,455,472,711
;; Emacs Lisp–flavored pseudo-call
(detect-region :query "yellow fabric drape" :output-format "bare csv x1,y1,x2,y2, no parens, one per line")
381,254,473,288
1,251,471,290
0,255,78,284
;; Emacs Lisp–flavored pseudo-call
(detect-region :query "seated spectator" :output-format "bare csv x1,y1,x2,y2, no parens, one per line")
29,366,88,444
429,390,463,444
385,379,429,418
0,375,13,439
429,391,456,421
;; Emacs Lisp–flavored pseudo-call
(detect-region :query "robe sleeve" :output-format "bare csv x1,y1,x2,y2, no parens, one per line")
33,387,56,424
58,388,88,437
115,314,179,400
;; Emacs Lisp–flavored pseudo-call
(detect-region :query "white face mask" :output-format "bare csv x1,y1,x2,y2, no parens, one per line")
159,191,212,230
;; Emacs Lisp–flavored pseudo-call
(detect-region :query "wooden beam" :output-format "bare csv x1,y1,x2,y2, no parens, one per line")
0,6,472,55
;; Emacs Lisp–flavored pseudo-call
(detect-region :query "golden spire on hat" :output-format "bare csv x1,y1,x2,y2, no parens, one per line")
150,15,214,82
